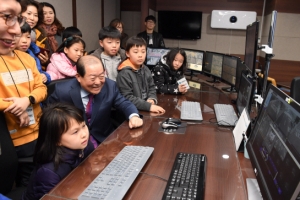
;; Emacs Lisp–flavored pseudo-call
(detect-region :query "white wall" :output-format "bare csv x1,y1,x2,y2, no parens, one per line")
37,0,73,27
104,0,120,26
37,0,122,52
76,0,102,52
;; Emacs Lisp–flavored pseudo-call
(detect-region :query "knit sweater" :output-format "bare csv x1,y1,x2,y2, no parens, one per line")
0,50,47,146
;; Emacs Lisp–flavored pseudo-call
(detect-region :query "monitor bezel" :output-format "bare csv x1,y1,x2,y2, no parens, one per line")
182,48,205,73
221,55,239,87
146,47,170,67
244,21,259,77
202,51,225,79
246,84,300,200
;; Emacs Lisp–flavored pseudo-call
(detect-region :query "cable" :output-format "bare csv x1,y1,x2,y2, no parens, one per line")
139,172,168,182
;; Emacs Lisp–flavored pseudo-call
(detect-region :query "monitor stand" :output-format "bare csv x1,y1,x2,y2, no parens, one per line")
206,77,220,83
246,178,263,200
221,86,236,93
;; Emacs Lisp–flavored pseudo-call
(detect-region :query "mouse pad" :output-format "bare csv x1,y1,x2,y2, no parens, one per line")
158,122,187,134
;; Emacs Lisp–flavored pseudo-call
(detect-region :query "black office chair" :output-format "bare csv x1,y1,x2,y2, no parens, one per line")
42,78,74,106
0,112,18,195
290,77,300,103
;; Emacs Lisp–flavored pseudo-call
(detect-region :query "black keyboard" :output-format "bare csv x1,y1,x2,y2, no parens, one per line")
162,152,207,200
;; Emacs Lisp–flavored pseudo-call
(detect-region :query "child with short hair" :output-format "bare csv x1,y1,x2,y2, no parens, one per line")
91,26,126,81
151,48,188,94
117,36,165,113
46,36,85,80
62,26,82,42
22,103,94,200
16,22,51,84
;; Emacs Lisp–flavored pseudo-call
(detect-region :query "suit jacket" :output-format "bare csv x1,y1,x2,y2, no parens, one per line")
47,78,138,142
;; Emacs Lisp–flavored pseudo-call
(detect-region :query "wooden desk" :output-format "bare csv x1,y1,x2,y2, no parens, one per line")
42,81,254,200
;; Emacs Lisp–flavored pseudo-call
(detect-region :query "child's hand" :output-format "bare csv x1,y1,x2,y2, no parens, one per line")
3,97,30,116
178,84,187,93
41,74,47,83
38,51,49,65
150,105,165,114
147,99,155,105
17,111,30,127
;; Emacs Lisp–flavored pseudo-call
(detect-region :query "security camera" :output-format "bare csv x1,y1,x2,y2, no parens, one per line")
230,16,237,23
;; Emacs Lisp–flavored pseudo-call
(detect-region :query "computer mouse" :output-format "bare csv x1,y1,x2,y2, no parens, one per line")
167,118,181,125
162,121,178,129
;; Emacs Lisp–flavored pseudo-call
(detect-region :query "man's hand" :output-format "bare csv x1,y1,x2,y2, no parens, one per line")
129,116,143,129
3,97,30,116
17,111,30,127
150,105,165,114
147,99,155,105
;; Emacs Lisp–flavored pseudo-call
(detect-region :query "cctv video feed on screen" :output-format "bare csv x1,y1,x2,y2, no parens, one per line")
146,47,170,66
247,85,300,200
184,49,204,72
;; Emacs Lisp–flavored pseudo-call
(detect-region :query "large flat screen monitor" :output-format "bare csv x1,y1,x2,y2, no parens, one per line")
158,11,202,40
183,49,204,72
235,59,252,93
244,21,259,77
146,47,170,66
221,55,238,86
203,51,224,79
236,72,254,115
246,84,300,200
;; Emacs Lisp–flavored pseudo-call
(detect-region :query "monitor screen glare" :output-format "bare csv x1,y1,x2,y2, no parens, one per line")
247,85,300,200
146,48,170,66
184,49,204,72
222,56,238,86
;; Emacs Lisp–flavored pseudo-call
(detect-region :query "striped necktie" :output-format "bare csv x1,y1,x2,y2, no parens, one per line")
86,94,94,124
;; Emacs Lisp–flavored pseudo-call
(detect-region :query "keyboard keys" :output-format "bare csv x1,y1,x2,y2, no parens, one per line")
181,101,203,121
214,104,238,126
162,153,207,200
78,146,154,200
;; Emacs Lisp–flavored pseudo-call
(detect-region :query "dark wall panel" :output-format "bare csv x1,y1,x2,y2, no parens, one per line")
156,0,264,15
275,0,300,14
121,0,141,11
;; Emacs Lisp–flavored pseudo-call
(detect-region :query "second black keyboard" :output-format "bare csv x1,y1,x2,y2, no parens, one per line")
162,152,207,200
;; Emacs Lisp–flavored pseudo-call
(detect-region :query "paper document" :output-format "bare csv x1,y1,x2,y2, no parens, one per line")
233,108,251,151
177,77,190,89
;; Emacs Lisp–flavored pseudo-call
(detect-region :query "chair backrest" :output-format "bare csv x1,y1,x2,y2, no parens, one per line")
47,78,74,98
257,73,277,95
42,78,74,106
0,112,18,194
290,77,300,103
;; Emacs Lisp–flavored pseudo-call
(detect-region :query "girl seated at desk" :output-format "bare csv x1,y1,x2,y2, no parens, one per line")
151,48,188,94
22,103,94,200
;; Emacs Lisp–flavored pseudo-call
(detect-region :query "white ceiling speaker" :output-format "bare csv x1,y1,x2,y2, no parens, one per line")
211,10,257,30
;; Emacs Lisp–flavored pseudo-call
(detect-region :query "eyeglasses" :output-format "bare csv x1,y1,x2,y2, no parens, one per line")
0,13,26,27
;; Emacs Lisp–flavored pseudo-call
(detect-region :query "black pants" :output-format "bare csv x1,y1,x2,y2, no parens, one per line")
14,140,36,187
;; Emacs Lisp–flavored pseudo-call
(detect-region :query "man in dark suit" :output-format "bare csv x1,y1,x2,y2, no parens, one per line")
47,55,143,146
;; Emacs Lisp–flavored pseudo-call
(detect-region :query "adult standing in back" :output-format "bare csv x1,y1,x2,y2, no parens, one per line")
137,15,165,48
37,2,64,54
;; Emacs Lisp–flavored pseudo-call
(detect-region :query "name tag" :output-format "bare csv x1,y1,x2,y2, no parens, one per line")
26,106,36,125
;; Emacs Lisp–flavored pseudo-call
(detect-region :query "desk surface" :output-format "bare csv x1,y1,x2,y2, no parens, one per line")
42,80,255,200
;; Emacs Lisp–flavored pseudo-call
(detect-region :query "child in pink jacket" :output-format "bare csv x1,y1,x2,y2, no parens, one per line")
47,36,85,80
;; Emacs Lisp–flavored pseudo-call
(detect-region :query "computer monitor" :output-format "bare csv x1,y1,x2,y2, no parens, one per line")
146,47,170,66
244,21,259,77
221,55,238,86
183,49,204,72
235,59,252,93
246,84,300,200
236,72,254,115
203,51,224,82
